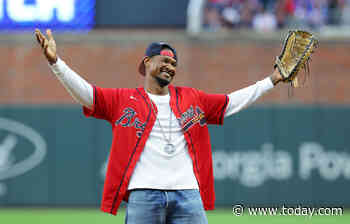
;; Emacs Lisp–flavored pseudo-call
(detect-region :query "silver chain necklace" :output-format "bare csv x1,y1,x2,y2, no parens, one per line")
150,100,176,154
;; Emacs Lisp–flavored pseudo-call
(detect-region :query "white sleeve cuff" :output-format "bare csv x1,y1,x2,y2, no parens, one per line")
49,57,65,76
260,77,274,91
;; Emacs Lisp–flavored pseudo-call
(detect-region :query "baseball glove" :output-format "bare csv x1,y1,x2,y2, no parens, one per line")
275,30,319,87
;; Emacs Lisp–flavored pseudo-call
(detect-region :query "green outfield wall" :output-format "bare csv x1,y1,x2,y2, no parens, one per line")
0,106,349,207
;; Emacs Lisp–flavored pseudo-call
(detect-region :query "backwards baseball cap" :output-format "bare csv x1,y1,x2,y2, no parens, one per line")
138,42,177,76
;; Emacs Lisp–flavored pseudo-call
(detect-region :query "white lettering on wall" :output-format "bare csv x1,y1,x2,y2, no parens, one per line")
213,143,293,187
299,142,350,181
0,0,3,20
7,0,75,22
35,0,75,22
7,0,36,22
213,142,350,187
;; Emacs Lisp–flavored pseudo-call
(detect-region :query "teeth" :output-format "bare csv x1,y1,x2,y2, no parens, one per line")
160,69,173,76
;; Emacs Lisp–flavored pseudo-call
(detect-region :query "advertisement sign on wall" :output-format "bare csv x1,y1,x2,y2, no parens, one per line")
0,0,95,31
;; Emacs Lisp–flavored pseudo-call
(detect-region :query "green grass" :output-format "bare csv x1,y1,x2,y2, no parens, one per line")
0,208,349,224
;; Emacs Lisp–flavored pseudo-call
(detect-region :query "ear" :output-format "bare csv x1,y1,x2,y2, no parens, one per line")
144,56,151,65
143,56,152,71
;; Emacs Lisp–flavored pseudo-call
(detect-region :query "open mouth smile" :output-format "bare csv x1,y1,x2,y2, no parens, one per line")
160,68,175,77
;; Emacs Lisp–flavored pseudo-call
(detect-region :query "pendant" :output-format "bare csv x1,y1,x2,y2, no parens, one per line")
164,143,175,154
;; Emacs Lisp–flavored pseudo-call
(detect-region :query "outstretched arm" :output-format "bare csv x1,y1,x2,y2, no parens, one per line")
224,69,282,117
35,29,93,109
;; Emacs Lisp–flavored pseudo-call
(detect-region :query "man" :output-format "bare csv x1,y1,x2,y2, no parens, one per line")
35,29,283,224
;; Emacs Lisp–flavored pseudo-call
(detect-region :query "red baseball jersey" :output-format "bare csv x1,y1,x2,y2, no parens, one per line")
83,85,228,215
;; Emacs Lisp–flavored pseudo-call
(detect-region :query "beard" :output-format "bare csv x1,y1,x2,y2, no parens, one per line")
155,76,170,88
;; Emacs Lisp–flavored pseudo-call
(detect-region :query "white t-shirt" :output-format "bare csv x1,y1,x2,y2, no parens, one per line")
128,78,274,190
128,92,199,190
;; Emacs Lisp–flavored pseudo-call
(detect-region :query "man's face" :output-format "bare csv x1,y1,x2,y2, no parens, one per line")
145,52,177,87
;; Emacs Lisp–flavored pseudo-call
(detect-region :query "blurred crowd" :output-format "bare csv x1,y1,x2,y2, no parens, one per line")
204,0,350,31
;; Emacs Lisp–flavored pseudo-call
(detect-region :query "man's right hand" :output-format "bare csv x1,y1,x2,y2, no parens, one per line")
35,29,58,65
